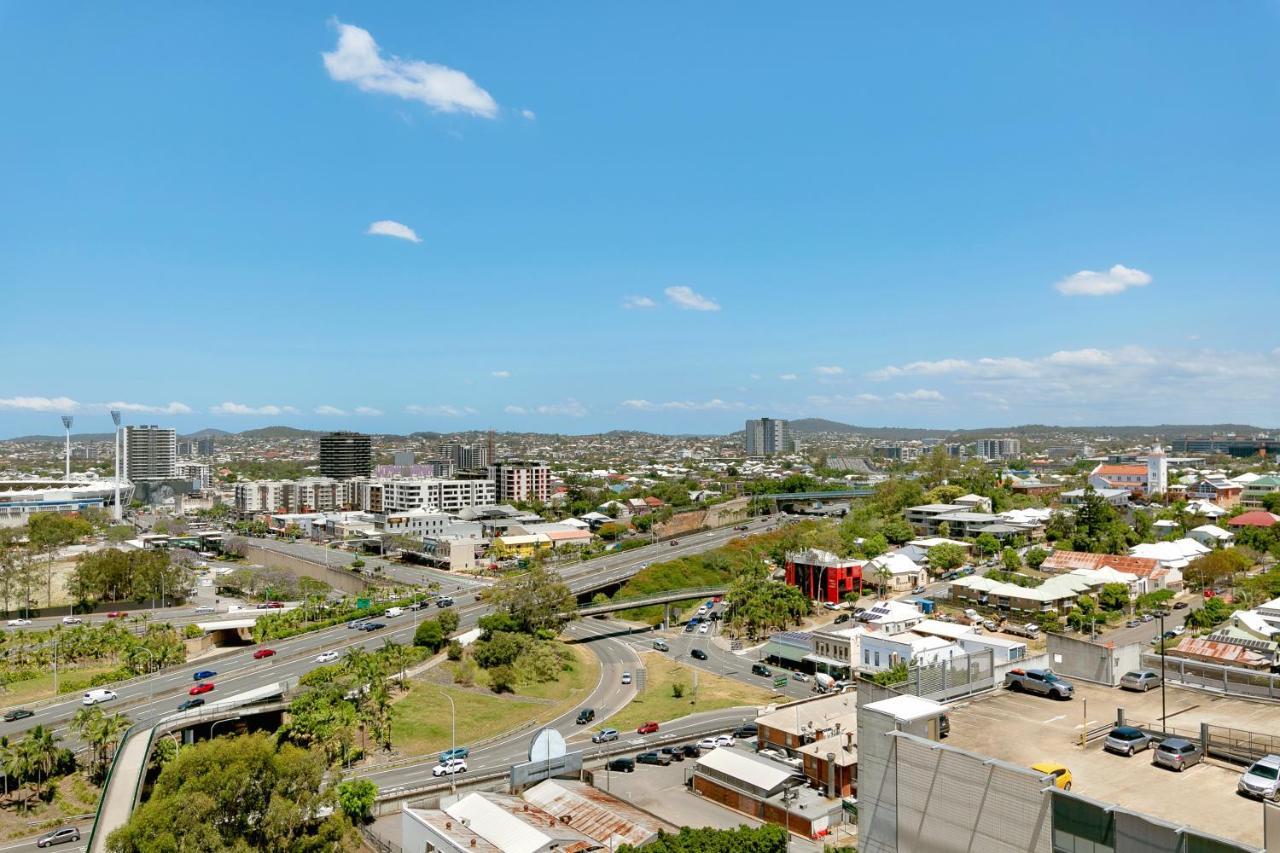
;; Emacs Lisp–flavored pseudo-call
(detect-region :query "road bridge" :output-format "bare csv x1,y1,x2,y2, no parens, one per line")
573,586,727,618
86,681,296,852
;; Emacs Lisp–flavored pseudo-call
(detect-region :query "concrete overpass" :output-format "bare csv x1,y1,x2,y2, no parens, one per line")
86,680,296,852
573,586,727,618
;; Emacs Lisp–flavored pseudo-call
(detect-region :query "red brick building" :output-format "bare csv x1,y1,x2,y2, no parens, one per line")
785,548,863,604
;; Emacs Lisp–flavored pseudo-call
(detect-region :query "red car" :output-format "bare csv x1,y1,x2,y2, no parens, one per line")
189,682,215,696
637,721,660,735
266,601,284,609
106,611,127,618
253,648,276,660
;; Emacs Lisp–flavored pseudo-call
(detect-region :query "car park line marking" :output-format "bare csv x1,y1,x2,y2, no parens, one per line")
1073,720,1099,729
1042,714,1066,724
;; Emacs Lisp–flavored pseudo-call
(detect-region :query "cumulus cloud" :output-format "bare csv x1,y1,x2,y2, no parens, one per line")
664,286,720,312
621,399,743,412
323,21,498,118
366,220,421,243
354,406,384,416
534,400,588,417
0,397,194,415
0,396,81,413
893,389,945,402
504,405,528,415
405,404,477,417
622,295,657,310
521,109,536,121
814,366,844,376
1055,264,1153,296
490,370,511,379
211,402,298,416
314,405,347,416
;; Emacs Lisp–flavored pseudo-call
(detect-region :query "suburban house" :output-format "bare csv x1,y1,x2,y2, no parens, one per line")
1228,510,1280,530
949,573,1097,615
1188,524,1235,549
1241,474,1280,506
1130,537,1211,570
904,503,1043,540
1187,476,1243,508
1060,487,1131,508
864,552,928,592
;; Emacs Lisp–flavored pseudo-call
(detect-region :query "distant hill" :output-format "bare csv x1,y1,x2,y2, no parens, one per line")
181,428,233,438
237,426,323,439
787,419,1275,441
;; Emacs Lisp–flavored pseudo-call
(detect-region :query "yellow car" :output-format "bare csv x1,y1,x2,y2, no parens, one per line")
1031,762,1072,791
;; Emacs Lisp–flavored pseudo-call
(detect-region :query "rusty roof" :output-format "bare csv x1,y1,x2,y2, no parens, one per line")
1170,637,1270,669
521,779,671,848
1040,550,1159,576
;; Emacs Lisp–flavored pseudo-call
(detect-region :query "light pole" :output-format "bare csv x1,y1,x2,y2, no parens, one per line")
111,411,122,522
61,416,73,480
1158,611,1168,734
437,690,458,797
137,648,157,701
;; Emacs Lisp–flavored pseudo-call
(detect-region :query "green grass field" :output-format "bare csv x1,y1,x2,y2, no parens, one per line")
605,651,777,733
0,665,120,708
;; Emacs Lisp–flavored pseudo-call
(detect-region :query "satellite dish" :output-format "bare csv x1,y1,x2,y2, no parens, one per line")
529,728,567,762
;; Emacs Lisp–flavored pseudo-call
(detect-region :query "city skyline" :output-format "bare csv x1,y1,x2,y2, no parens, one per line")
3,4,1279,434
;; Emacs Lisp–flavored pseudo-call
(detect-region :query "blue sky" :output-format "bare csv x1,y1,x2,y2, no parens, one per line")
2,3,1279,437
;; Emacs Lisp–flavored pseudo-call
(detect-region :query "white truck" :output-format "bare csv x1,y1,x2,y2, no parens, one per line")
384,607,404,618
1002,622,1041,639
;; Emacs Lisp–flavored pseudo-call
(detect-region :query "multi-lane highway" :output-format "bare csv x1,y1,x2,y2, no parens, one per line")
0,516,783,850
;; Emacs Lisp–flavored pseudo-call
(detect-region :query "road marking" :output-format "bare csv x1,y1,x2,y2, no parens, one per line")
1042,714,1066,724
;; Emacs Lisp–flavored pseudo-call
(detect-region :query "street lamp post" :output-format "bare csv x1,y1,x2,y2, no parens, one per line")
437,690,458,797
137,648,157,701
1158,612,1168,734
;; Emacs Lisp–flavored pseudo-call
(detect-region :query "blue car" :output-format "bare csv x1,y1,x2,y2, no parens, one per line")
193,670,217,681
439,746,470,761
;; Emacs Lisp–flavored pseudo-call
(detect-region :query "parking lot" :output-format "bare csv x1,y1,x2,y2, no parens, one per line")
946,679,1272,848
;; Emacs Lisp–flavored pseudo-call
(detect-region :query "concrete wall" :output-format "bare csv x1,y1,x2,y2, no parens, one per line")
241,543,372,595
1045,633,1141,686
652,497,751,539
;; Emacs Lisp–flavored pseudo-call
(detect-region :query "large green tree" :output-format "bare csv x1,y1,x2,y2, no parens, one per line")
106,733,358,853
485,564,575,635
619,825,788,853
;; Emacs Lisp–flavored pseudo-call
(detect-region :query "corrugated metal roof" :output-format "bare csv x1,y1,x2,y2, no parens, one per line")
522,780,668,848
696,742,798,791
1170,637,1270,669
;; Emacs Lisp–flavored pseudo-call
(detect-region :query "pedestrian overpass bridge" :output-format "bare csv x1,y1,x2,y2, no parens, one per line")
571,585,728,618
86,679,297,851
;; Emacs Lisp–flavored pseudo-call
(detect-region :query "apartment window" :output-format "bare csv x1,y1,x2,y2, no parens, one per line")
863,649,870,665
874,651,880,667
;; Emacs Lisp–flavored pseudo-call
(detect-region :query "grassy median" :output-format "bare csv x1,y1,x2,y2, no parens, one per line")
389,643,599,756
605,651,777,733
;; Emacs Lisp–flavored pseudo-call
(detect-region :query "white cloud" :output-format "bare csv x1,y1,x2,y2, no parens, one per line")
664,286,720,312
893,389,945,402
314,405,347,416
211,402,298,416
354,406,384,416
405,404,477,417
621,399,742,412
366,220,421,243
322,21,498,118
856,393,883,403
0,397,193,416
490,370,511,379
623,295,657,310
1055,264,1153,297
521,109,536,121
749,373,762,380
779,374,797,381
504,405,528,415
0,396,80,413
814,365,844,376
534,400,588,417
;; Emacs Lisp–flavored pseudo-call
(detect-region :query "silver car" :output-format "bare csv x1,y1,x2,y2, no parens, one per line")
592,728,619,744
1103,726,1155,756
1119,670,1162,692
1152,738,1203,772
1238,755,1280,801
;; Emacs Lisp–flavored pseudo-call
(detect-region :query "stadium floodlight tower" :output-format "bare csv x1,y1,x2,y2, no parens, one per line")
61,415,74,479
111,410,122,521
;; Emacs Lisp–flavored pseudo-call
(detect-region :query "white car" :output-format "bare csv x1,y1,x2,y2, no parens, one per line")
61,616,83,625
697,736,735,750
621,672,632,685
315,651,340,664
6,619,31,627
713,734,735,747
82,689,118,706
698,623,710,634
432,758,467,777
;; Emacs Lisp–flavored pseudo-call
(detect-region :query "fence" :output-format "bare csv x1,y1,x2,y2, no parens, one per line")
1143,653,1280,701
1119,713,1280,768
897,649,997,702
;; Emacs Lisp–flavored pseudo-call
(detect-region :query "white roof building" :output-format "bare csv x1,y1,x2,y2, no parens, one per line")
1189,524,1234,548
1130,538,1211,569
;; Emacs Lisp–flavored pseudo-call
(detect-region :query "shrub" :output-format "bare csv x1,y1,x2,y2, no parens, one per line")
446,640,463,661
671,682,686,699
489,664,516,693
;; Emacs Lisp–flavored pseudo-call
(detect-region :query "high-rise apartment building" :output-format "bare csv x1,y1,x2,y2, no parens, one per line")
744,418,790,456
973,438,1021,460
489,461,551,503
124,425,177,480
320,431,373,479
438,442,490,470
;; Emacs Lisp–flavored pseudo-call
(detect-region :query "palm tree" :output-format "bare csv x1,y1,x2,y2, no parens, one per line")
382,640,410,690
98,713,133,770
0,736,11,799
2,738,29,810
874,565,893,600
23,725,60,787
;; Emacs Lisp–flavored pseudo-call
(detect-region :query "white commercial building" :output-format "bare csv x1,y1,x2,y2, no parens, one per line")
353,477,497,513
488,461,551,503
